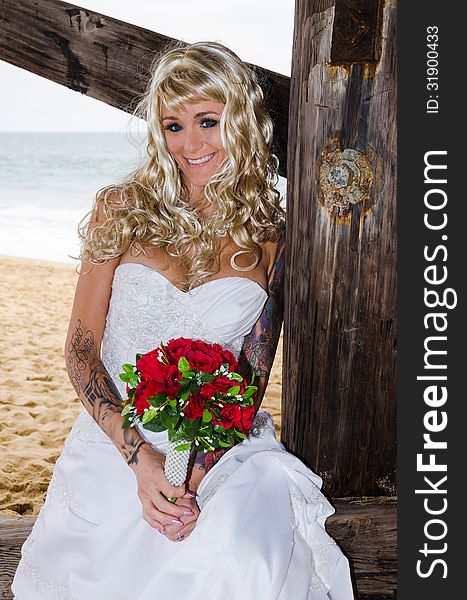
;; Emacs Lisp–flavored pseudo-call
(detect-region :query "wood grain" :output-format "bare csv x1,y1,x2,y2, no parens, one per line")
0,0,290,176
282,0,397,498
0,500,396,599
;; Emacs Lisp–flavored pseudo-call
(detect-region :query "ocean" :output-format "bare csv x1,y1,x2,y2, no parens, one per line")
0,132,144,264
0,132,286,264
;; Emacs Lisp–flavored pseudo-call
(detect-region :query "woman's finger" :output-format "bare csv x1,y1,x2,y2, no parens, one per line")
140,501,166,531
152,492,195,520
164,519,196,542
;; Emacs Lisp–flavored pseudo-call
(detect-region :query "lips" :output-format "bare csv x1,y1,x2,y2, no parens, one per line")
185,152,216,167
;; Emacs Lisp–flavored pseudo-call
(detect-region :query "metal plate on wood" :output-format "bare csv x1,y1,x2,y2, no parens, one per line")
331,0,384,63
318,138,375,216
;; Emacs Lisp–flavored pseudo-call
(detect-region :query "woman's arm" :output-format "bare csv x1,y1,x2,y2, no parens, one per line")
64,202,194,537
65,257,150,469
187,232,286,489
238,232,286,410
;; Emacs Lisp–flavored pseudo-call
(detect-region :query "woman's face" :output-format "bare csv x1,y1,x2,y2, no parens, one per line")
161,99,227,201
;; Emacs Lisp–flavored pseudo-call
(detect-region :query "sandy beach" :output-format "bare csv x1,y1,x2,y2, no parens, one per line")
0,256,283,516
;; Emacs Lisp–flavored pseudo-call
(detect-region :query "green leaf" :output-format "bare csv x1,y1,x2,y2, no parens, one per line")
242,386,257,399
147,392,166,407
180,390,191,401
218,440,233,448
122,363,135,374
143,420,166,433
142,409,158,424
202,409,213,423
176,418,200,440
160,409,177,430
174,443,191,452
121,404,132,417
122,415,133,429
228,372,243,382
200,372,215,383
234,428,246,439
228,386,241,396
189,382,200,394
178,356,190,372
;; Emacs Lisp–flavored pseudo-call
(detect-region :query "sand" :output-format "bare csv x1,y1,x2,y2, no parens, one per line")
0,256,283,516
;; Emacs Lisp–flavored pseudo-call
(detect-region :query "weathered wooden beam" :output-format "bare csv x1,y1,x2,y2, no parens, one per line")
282,0,396,498
0,499,396,599
0,515,36,599
0,0,289,175
327,498,397,599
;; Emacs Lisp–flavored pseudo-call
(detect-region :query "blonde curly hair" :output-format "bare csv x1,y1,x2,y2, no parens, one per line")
79,40,286,291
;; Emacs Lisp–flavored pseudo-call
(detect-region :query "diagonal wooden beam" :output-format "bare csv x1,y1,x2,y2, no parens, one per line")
0,0,289,176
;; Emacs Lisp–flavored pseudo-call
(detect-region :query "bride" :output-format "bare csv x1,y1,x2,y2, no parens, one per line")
12,41,354,599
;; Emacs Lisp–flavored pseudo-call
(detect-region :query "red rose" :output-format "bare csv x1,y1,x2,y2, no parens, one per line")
217,404,241,429
136,350,168,380
163,338,195,364
165,338,239,374
136,352,181,397
133,380,164,415
218,348,240,372
237,405,255,433
162,365,181,396
211,376,234,394
184,393,206,421
199,382,219,401
217,404,255,433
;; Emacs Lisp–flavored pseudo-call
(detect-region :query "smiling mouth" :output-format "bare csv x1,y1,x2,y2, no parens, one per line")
185,152,216,166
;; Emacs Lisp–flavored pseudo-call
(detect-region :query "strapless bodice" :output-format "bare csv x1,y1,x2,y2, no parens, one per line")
68,262,268,452
101,263,268,397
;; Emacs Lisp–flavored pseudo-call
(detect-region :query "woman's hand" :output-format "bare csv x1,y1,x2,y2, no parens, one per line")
161,494,200,541
132,444,199,534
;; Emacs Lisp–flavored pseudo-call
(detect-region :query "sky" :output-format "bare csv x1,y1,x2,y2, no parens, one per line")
0,0,295,132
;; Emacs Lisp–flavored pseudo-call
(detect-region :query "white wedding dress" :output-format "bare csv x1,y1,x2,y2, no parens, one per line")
12,263,354,600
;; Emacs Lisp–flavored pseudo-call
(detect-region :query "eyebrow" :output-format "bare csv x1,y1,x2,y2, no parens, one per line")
161,111,221,121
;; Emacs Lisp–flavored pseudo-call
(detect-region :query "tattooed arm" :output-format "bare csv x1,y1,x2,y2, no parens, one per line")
64,202,196,537
66,315,149,468
187,233,286,489
238,232,285,411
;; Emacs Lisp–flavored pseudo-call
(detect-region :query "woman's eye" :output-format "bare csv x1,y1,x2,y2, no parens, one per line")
165,122,182,132
200,118,218,128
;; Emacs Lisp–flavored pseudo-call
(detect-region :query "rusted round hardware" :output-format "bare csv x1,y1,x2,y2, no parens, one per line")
318,141,373,217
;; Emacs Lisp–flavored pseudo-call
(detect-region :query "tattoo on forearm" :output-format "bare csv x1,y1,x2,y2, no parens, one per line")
66,320,147,466
123,430,148,467
238,234,285,408
67,320,94,392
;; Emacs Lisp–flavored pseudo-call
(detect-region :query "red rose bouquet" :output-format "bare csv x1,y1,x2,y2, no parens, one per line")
119,337,257,492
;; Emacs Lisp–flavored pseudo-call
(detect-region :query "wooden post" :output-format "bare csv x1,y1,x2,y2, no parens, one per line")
0,0,289,175
283,0,397,498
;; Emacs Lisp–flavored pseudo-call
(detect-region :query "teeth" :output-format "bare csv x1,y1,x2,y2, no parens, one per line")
186,153,214,165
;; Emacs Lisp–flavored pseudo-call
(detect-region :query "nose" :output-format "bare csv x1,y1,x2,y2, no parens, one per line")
184,125,203,155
